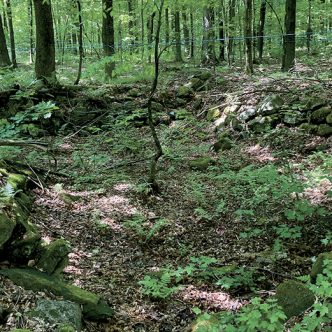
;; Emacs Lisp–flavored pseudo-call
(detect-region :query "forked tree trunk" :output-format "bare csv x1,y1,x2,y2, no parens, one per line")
33,0,56,81
282,0,296,71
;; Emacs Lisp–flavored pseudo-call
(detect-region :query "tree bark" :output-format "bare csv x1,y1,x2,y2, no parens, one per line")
33,0,56,81
257,0,266,61
5,0,16,68
28,0,34,63
165,7,170,47
74,0,83,85
0,13,11,67
174,9,183,62
227,0,236,66
282,0,297,71
182,8,190,55
102,0,115,56
201,6,217,65
244,0,253,74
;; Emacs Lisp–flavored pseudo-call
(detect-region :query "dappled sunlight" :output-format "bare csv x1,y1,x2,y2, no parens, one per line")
180,285,243,311
244,144,276,163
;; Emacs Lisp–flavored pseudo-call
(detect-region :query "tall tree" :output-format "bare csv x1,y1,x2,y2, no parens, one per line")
173,8,183,62
0,13,11,67
5,0,16,68
227,0,236,65
74,0,83,85
282,0,297,71
257,0,266,61
102,0,115,56
244,0,253,74
28,0,34,63
201,6,217,65
218,2,226,62
33,0,56,81
182,8,190,55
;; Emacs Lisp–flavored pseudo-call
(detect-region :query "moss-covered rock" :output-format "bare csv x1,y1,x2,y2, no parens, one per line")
10,329,32,332
276,280,315,318
326,113,332,124
177,85,194,99
213,137,233,152
57,325,76,332
189,78,204,91
317,124,332,137
0,268,114,321
193,71,212,81
206,108,221,122
189,157,215,171
257,95,284,116
30,300,81,332
36,239,71,275
248,116,273,133
0,213,16,248
310,252,332,283
283,111,306,126
189,313,222,332
299,123,318,134
310,107,332,124
7,173,27,191
151,101,164,112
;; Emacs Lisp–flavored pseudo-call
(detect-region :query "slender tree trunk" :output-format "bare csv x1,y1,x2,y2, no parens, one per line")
182,8,190,55
219,2,225,61
33,0,56,81
74,0,83,85
147,11,156,63
127,0,136,51
282,0,296,71
102,0,115,56
202,6,217,65
190,10,194,58
174,9,183,62
227,0,236,66
5,0,16,68
140,0,144,60
165,7,170,47
147,0,164,193
244,0,253,74
28,0,34,63
0,13,11,67
306,0,313,53
257,0,266,61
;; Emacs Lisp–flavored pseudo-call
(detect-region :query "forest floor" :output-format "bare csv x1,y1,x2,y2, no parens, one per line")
1,61,332,331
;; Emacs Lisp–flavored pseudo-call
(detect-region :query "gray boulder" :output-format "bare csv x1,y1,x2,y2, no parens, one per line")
257,95,284,116
238,108,257,122
30,300,82,332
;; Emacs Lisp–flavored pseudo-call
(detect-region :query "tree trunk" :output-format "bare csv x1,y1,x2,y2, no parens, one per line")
201,6,217,65
28,0,34,63
282,0,296,71
257,0,266,61
74,0,83,85
306,0,313,53
190,10,194,58
244,0,253,74
165,7,170,47
147,11,156,63
147,0,165,193
227,0,236,66
127,0,137,51
218,2,225,62
33,0,56,81
174,9,183,62
182,9,190,55
5,0,16,68
0,13,11,67
102,0,115,56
